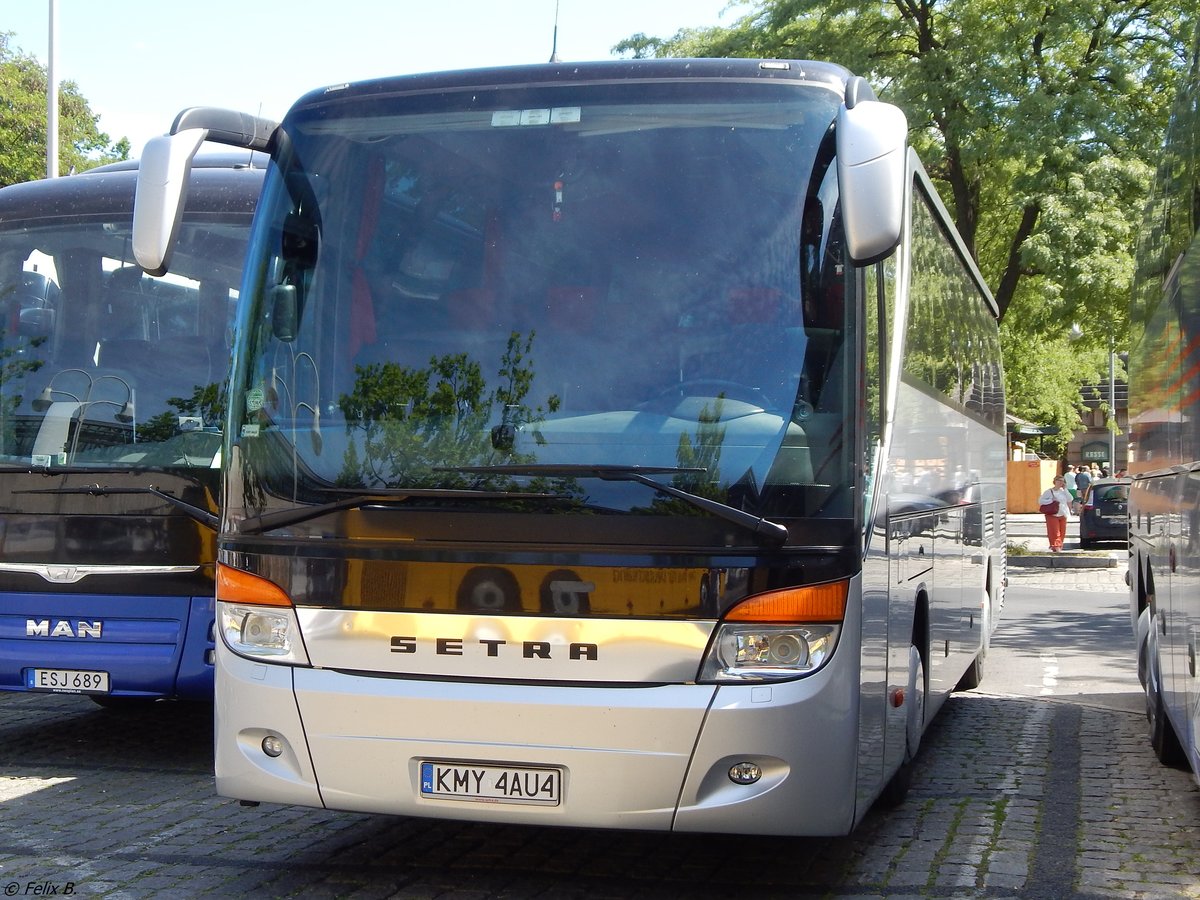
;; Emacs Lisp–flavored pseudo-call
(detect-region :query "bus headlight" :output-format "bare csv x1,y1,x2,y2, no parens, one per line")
699,623,838,682
697,580,846,683
219,603,310,665
216,563,310,665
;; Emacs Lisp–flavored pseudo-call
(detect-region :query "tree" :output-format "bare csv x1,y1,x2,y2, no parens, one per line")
614,1,1195,441
0,33,128,187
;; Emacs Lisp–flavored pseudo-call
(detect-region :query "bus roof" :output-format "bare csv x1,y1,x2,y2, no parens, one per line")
288,57,858,117
0,153,265,226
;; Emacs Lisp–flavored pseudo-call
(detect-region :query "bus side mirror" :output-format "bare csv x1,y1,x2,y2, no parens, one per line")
836,100,908,265
133,108,276,277
133,129,209,276
270,284,298,342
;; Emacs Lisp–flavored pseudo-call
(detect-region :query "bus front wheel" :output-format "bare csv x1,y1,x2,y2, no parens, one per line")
879,642,925,807
1143,628,1185,767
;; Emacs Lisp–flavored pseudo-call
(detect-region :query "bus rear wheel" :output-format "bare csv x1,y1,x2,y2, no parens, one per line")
955,590,990,691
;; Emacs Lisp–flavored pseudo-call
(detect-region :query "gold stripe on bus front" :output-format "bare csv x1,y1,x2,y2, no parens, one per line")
296,608,716,683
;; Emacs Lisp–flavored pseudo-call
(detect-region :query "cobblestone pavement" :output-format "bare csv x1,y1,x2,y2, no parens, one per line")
0,567,1197,898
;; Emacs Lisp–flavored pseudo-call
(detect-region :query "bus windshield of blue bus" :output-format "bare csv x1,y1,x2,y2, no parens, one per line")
237,80,857,524
0,212,248,471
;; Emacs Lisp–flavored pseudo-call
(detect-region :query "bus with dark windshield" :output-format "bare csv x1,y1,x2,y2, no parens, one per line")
0,153,262,705
133,59,1006,834
1127,26,1200,785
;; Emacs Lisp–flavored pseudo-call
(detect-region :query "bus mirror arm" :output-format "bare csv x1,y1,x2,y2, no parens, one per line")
170,107,278,153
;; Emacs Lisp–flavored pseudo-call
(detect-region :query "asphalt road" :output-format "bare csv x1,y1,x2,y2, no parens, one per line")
0,561,1197,899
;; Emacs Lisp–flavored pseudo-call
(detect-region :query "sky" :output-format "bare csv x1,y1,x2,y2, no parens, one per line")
2,0,739,156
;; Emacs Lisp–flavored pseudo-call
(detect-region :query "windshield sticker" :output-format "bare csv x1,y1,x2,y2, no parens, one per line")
491,107,581,128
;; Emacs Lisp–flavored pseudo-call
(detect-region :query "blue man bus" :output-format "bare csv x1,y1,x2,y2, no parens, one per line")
134,59,1005,833
0,154,261,706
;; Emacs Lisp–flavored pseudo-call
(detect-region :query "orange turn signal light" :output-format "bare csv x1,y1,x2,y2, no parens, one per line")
723,579,848,624
216,563,293,608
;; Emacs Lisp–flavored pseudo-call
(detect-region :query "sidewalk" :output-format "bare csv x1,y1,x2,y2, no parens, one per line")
1006,512,1125,569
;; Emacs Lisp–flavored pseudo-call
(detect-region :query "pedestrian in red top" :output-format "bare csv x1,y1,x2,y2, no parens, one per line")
1038,476,1073,552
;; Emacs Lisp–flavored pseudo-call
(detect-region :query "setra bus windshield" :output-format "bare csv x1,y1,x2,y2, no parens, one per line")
231,79,856,549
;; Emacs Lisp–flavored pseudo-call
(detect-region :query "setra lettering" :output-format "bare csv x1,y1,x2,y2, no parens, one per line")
390,636,598,660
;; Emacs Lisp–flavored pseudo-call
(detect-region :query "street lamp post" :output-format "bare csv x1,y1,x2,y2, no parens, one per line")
1108,332,1116,471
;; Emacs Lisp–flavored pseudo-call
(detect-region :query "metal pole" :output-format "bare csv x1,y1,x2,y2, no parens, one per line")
1108,332,1116,470
46,0,58,179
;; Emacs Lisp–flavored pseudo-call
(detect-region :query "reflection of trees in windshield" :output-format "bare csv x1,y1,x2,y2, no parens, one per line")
136,383,224,444
336,330,560,488
670,397,725,501
0,334,45,409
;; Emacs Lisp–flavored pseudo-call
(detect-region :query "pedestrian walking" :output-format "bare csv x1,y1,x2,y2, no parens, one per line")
1038,475,1073,552
1063,464,1078,500
1075,464,1092,500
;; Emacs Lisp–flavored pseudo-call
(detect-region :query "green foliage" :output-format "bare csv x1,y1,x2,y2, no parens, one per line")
0,33,128,187
613,0,1195,442
1000,323,1111,456
671,398,726,502
336,331,560,488
134,383,224,444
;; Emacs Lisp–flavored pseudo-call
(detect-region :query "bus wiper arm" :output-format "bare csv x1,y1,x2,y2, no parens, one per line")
442,464,790,547
16,484,218,530
238,487,563,534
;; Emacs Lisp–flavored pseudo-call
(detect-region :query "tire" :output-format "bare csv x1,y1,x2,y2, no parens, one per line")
457,567,522,612
879,643,925,807
956,590,989,691
538,569,590,615
1143,631,1186,767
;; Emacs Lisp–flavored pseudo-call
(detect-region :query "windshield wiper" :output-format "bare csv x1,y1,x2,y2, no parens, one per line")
15,484,218,530
238,487,564,534
440,464,790,547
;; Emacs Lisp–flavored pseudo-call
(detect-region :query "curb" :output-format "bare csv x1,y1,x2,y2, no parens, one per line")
1007,554,1121,569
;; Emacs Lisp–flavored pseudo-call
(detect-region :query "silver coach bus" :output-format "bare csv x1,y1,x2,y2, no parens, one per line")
133,59,1006,835
1128,25,1200,784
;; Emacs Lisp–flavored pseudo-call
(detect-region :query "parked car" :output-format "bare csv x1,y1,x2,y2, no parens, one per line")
1078,478,1130,548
